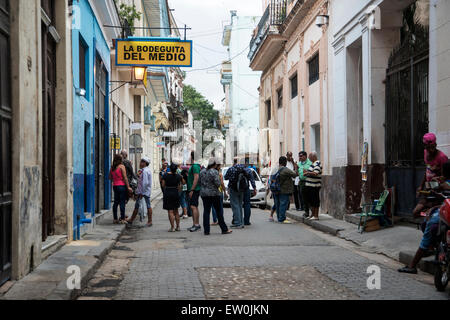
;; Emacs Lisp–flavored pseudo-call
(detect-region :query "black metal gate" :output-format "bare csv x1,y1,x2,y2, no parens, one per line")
385,10,429,216
0,0,11,286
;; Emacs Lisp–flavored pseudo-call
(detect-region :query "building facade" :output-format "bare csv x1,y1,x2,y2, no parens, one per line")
222,11,261,158
72,0,120,239
323,0,431,219
249,0,329,169
1,0,73,284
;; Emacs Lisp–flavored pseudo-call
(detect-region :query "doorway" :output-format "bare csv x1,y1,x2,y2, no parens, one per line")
94,55,107,213
0,0,11,286
41,0,57,241
84,123,90,213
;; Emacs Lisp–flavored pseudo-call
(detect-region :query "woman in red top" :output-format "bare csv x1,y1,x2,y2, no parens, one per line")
109,154,133,224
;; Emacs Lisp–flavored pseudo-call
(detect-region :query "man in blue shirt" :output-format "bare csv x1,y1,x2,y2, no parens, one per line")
225,158,256,228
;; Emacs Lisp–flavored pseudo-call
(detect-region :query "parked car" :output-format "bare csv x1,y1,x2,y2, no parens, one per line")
222,167,267,209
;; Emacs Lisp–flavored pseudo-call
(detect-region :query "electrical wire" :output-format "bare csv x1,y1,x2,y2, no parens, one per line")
186,44,250,73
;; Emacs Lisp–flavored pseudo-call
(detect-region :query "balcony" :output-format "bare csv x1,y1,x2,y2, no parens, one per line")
248,0,288,71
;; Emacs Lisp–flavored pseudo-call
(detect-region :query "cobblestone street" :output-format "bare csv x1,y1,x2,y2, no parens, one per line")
79,199,449,300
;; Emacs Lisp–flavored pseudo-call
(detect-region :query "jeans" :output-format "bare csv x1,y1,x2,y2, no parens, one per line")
274,193,290,222
230,190,245,226
202,196,228,234
293,183,300,210
211,194,224,223
243,189,251,225
113,186,127,220
300,181,309,214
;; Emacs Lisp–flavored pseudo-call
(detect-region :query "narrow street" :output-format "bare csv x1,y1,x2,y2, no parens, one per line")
79,199,448,300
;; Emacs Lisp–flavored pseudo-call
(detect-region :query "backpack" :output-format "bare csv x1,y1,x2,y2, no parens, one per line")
230,167,248,192
269,168,285,194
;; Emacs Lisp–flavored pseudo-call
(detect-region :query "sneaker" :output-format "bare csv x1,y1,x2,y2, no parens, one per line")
303,213,310,218
231,225,244,229
282,220,292,224
309,217,319,221
398,266,417,274
189,225,201,232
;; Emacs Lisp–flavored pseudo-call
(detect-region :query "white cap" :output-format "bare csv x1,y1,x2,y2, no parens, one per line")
141,157,151,165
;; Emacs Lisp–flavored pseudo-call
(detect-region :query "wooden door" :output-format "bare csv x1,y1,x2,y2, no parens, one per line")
95,56,107,213
0,0,11,286
41,0,56,240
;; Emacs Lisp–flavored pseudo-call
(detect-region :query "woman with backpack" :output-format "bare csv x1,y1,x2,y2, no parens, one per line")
200,158,233,236
109,154,133,224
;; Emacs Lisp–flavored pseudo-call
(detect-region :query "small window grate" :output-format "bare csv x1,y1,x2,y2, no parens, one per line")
308,54,319,85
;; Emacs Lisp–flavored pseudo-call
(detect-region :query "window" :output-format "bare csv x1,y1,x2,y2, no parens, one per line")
290,74,298,99
277,87,283,109
79,36,87,92
308,54,319,85
266,100,271,124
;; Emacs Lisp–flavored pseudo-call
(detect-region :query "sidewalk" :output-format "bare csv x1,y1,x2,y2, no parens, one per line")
284,209,435,275
0,190,163,300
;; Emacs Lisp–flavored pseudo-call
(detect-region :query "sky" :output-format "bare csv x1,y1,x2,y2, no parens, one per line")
168,0,263,112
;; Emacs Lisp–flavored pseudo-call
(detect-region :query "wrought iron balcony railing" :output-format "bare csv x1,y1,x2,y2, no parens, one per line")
248,0,287,62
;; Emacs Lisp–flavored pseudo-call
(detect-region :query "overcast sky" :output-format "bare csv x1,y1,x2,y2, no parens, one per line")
168,0,263,111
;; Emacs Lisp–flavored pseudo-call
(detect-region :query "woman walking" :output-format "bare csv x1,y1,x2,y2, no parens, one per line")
180,168,189,219
211,164,227,225
109,154,133,224
162,163,182,232
200,158,232,236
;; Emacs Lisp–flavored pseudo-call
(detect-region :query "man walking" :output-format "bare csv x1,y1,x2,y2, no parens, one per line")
286,152,300,211
297,151,312,218
126,157,153,227
275,156,298,224
187,151,202,232
225,158,256,229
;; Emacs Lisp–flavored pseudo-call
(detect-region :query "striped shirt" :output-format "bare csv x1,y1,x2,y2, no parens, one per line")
305,161,322,188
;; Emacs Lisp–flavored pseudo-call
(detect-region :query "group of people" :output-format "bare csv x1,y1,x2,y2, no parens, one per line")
159,152,233,235
265,151,322,224
109,150,153,227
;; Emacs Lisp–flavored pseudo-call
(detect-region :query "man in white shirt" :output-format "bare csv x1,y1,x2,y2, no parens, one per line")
127,157,153,227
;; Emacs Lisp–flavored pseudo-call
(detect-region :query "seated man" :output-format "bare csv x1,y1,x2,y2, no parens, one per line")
398,161,450,274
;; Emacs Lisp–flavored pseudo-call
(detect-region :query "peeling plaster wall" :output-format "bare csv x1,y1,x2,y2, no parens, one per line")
10,0,43,279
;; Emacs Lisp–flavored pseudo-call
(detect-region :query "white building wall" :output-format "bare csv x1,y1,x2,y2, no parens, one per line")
429,0,450,155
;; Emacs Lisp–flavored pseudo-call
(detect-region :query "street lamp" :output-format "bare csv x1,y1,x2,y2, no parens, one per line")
157,124,165,137
133,66,146,82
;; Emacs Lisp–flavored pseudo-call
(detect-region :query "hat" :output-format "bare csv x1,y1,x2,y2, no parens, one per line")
141,157,151,165
423,133,436,145
208,157,217,167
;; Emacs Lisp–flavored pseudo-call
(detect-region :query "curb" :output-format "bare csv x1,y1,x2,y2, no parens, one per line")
286,211,344,236
286,209,437,276
2,222,126,300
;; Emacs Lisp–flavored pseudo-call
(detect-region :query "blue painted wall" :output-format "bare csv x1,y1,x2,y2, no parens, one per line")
72,0,112,238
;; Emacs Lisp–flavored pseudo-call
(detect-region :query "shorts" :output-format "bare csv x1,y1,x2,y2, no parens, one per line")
179,191,188,209
189,190,200,207
305,186,321,208
135,195,151,210
419,210,440,250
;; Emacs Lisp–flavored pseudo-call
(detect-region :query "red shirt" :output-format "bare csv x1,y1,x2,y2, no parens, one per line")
424,150,448,182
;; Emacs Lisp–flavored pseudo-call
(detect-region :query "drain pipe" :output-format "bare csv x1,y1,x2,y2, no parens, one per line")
76,214,92,240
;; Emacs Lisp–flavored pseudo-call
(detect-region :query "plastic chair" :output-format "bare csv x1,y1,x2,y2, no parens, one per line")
357,190,391,233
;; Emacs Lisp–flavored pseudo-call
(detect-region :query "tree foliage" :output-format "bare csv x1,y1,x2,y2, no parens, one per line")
116,2,142,36
183,85,219,130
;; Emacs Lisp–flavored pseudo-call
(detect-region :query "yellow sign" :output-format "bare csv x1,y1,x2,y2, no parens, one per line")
116,39,193,67
110,137,121,150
